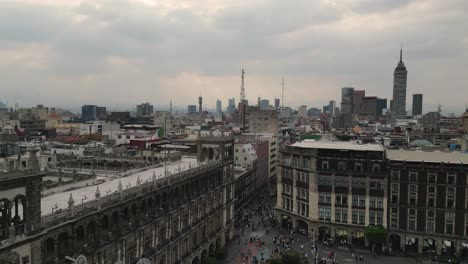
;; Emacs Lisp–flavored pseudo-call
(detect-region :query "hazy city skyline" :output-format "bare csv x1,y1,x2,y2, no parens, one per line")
1,0,467,114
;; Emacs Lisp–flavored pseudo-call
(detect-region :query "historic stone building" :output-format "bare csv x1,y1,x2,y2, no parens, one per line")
387,149,468,258
0,135,235,264
276,141,386,248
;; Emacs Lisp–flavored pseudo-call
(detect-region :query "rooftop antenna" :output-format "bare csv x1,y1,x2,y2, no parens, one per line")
240,68,245,102
281,76,284,108
400,43,403,62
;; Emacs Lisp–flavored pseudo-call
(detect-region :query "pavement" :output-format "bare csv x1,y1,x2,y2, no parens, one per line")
225,197,427,264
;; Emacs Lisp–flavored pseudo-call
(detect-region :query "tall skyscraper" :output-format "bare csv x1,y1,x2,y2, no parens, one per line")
187,105,197,114
227,98,236,114
352,90,365,115
391,47,408,118
341,87,354,114
216,99,222,115
412,94,423,117
260,99,270,110
329,100,336,117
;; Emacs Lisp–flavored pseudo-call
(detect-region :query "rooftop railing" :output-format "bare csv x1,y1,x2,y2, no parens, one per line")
40,159,225,229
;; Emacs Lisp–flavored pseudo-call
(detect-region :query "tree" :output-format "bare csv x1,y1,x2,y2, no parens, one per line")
281,250,303,264
365,225,387,254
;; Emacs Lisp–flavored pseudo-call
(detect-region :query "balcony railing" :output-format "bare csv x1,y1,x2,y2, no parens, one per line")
41,160,225,228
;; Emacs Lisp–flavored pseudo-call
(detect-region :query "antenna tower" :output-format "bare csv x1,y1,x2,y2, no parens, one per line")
240,68,245,102
281,77,284,108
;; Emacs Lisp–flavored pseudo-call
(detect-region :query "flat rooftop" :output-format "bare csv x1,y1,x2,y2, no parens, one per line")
290,141,384,152
41,157,198,215
386,149,468,164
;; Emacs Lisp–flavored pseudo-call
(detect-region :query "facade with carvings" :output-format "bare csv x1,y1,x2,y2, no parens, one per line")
0,136,235,264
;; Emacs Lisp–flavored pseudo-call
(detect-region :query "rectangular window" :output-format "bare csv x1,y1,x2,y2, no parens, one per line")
358,211,365,225
427,186,436,207
391,207,398,228
369,212,375,225
391,170,400,181
409,171,418,182
283,184,292,195
355,163,363,172
447,173,456,185
319,176,331,186
335,194,348,206
352,195,358,206
352,211,358,224
428,172,437,183
319,207,331,221
335,210,341,223
297,201,309,217
391,183,399,204
372,164,380,173
377,212,383,225
322,160,329,170
409,184,417,206
408,209,416,231
427,211,435,233
369,197,376,208
359,196,366,207
335,179,348,188
447,187,455,209
298,172,309,183
338,161,346,171
446,212,455,234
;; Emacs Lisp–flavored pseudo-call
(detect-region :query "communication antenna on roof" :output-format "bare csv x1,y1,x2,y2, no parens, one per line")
281,76,285,108
240,68,245,102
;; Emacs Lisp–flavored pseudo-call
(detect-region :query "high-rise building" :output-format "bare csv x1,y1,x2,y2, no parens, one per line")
0,101,6,109
187,105,197,114
376,98,387,116
136,103,154,117
391,47,408,118
341,87,354,114
298,105,307,118
81,105,97,121
412,94,423,117
329,100,336,117
274,98,280,108
216,99,222,115
82,105,106,121
227,98,236,114
352,90,365,115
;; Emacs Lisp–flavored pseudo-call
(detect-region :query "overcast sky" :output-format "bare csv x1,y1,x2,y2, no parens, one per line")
1,0,467,114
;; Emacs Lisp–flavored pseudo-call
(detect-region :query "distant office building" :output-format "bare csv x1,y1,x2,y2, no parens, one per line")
275,98,280,108
352,90,365,115
307,108,322,118
136,103,154,117
260,99,270,110
187,105,197,114
82,105,106,121
96,107,107,120
82,105,97,121
391,47,408,118
412,94,423,117
248,109,278,135
329,100,336,117
227,98,236,114
0,101,6,109
216,99,222,115
376,98,387,116
341,87,354,114
298,106,307,119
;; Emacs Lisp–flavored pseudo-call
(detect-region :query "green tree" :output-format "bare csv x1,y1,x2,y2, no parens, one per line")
281,250,302,264
365,224,387,254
